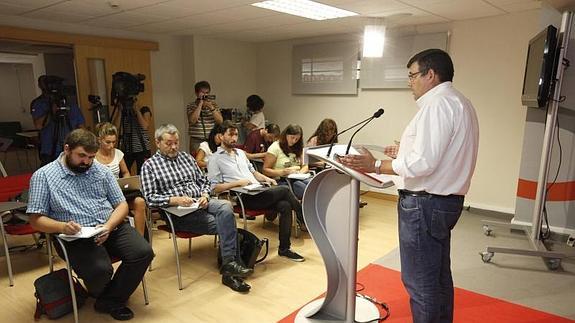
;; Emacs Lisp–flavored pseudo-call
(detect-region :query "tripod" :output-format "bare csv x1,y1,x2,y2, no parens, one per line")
110,97,148,172
42,99,72,166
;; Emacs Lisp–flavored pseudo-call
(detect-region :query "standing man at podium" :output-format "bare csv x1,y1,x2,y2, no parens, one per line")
340,49,479,323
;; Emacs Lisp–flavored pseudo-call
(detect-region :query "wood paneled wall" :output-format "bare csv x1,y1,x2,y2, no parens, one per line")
0,25,158,149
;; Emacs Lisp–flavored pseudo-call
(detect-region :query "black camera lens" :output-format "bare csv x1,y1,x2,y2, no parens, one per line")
202,95,216,100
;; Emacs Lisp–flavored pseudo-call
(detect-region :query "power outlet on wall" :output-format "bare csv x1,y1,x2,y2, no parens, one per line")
567,234,575,247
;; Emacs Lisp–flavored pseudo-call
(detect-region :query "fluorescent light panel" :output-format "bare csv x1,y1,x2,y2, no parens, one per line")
251,0,358,21
363,25,386,58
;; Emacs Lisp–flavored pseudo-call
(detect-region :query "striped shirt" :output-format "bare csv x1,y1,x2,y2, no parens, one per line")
140,151,211,208
120,112,151,153
187,101,219,140
26,154,125,226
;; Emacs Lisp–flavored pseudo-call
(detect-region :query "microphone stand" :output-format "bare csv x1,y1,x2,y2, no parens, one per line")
345,117,374,155
326,115,375,157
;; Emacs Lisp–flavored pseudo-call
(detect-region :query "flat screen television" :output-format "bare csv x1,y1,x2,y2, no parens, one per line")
521,25,558,108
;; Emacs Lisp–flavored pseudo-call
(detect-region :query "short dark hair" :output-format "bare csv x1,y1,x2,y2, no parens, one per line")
407,49,454,82
265,123,280,137
220,120,238,134
246,94,265,112
65,129,99,153
194,81,211,93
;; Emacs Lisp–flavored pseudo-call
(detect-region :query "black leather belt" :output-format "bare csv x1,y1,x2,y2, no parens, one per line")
398,189,463,198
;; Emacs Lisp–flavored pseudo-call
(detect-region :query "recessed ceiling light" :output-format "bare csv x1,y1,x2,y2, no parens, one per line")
251,0,358,21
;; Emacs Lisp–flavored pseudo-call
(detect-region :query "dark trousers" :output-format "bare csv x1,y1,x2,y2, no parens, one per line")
124,150,151,175
278,178,311,201
241,186,302,251
398,191,464,323
54,222,154,307
168,199,237,262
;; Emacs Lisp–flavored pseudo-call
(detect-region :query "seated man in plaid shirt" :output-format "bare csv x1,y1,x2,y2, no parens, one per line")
27,129,154,321
140,124,252,293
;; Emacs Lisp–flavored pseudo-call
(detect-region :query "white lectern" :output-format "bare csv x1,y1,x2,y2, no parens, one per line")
295,144,395,323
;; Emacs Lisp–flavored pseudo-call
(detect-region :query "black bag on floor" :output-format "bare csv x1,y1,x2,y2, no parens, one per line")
34,268,88,320
218,228,269,269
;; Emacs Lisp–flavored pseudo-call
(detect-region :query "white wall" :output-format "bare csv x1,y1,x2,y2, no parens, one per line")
255,9,541,213
0,62,38,130
192,36,258,109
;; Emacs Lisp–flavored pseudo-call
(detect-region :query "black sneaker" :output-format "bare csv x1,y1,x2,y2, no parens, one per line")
278,249,305,262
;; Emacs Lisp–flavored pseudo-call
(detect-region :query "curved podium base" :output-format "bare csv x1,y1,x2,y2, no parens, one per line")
294,296,380,323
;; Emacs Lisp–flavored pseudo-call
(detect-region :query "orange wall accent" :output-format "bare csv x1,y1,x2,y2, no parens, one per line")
517,178,575,201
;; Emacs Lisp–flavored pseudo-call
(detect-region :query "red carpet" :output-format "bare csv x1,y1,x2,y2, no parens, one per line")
279,263,573,323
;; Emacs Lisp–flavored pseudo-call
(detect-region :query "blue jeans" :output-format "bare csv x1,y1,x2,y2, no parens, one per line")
398,191,464,323
168,199,237,263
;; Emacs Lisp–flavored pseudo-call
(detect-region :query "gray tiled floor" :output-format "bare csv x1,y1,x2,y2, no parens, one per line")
374,210,575,319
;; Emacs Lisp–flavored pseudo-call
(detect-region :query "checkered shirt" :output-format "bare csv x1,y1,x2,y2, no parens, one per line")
26,154,125,226
140,151,210,208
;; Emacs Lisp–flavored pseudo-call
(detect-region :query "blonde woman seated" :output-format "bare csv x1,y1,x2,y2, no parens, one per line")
95,122,147,236
262,124,311,201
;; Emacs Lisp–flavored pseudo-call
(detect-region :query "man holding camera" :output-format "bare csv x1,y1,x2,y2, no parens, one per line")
30,75,85,166
186,81,223,153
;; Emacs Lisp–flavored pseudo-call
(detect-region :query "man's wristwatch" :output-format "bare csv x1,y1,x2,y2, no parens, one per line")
374,159,382,175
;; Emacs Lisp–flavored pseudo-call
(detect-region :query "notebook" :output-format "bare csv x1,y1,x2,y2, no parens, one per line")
58,227,106,242
163,203,201,217
117,176,141,192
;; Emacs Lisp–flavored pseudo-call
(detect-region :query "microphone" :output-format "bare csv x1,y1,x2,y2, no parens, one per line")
326,108,384,157
345,108,384,154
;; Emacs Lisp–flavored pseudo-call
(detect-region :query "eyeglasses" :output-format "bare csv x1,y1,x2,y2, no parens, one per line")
408,71,422,80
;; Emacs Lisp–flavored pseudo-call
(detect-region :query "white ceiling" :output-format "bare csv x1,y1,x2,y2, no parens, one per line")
0,0,544,42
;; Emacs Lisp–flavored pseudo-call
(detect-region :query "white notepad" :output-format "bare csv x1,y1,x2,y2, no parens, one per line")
58,227,106,242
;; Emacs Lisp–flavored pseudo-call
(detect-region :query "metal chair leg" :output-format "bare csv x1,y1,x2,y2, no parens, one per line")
0,214,14,287
235,192,248,230
56,237,79,323
141,275,150,305
188,238,192,259
165,214,183,290
146,208,154,272
47,234,54,273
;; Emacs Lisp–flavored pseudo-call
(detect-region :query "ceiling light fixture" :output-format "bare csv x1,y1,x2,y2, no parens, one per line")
251,0,358,21
362,20,386,58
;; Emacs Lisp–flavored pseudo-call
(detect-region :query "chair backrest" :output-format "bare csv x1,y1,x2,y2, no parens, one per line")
0,122,25,148
0,160,7,177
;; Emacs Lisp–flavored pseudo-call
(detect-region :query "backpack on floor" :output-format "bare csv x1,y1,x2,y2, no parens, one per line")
218,228,269,269
33,268,88,320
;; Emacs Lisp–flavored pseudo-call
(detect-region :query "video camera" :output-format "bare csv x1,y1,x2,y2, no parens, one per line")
38,75,72,118
201,94,216,100
111,72,145,105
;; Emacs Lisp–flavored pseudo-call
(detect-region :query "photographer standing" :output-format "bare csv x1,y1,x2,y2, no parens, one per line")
187,81,223,153
30,75,85,166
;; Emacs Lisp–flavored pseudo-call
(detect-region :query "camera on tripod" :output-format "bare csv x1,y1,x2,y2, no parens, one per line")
111,72,145,107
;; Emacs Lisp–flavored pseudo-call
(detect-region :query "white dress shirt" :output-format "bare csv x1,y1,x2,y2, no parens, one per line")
391,82,479,196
